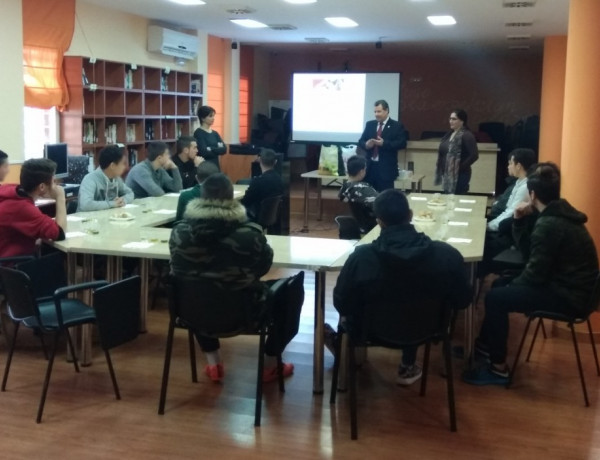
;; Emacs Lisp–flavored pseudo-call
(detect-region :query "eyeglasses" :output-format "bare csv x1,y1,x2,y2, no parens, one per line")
449,117,458,121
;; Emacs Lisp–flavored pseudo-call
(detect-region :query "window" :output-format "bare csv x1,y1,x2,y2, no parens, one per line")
24,107,59,159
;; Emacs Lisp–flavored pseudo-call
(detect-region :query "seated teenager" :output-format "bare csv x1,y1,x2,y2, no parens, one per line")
77,145,134,211
464,164,599,385
172,136,203,189
333,189,471,385
338,155,379,232
175,161,219,221
0,158,66,258
240,149,284,222
0,150,9,183
126,141,183,198
169,173,294,383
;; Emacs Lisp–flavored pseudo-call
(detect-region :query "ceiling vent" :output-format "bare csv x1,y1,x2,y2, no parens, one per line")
505,21,534,27
508,45,531,50
503,1,536,7
305,37,329,43
269,24,297,31
507,34,532,40
226,7,255,15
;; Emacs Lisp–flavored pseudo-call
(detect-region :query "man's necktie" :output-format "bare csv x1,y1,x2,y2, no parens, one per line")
373,122,383,160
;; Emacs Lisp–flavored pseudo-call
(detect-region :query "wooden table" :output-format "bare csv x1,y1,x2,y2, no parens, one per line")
51,185,354,393
300,170,426,232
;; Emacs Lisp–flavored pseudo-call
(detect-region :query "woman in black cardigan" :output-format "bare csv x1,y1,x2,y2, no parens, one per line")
194,105,227,170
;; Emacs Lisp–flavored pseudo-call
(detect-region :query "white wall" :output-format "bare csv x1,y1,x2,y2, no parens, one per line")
0,0,25,162
68,0,208,93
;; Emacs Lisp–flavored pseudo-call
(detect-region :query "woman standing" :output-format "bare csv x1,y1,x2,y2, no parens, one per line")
434,109,479,194
194,105,227,170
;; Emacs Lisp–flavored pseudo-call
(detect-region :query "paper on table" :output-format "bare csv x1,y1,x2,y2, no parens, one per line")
164,193,180,197
454,207,472,212
446,237,472,244
459,199,476,203
448,221,469,226
67,215,85,222
123,204,139,208
65,231,87,238
410,196,427,201
122,242,155,249
153,209,176,214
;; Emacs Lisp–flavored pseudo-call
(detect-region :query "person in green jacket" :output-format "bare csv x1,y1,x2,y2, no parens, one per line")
464,163,599,385
174,161,219,221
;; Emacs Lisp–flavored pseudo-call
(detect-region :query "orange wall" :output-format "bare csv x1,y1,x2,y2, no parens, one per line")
267,51,543,140
538,36,567,164
1,163,22,184
561,0,600,249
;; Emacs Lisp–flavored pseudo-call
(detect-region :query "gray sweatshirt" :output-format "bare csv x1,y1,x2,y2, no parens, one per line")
125,160,183,198
77,167,134,211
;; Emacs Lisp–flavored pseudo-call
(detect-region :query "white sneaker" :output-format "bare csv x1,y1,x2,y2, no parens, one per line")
397,364,423,386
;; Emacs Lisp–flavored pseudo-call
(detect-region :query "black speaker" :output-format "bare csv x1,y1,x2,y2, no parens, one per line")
231,42,238,50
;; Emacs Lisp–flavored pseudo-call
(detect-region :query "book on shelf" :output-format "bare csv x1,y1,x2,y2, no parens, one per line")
83,121,97,144
105,124,118,144
191,99,200,116
128,148,138,166
124,68,134,89
126,123,136,142
191,79,201,93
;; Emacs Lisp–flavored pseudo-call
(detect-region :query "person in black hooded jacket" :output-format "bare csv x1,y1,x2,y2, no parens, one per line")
333,189,471,385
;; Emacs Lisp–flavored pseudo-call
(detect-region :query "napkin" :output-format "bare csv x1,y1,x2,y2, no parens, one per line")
446,237,472,244
459,199,476,203
448,221,469,226
67,215,85,222
454,207,472,212
123,204,139,208
122,242,155,249
153,209,176,214
65,231,87,238
410,196,427,201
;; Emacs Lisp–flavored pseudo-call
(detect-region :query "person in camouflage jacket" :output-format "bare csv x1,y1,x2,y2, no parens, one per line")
169,173,293,383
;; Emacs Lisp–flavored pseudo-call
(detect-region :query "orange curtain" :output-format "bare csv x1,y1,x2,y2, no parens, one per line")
22,0,75,109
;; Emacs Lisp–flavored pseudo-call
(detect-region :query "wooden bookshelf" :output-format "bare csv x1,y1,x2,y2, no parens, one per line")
60,57,204,165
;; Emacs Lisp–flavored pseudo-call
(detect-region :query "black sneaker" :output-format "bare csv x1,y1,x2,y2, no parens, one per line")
397,364,423,386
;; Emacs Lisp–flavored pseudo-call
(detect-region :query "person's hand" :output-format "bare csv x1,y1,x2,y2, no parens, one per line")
112,197,125,208
165,159,177,170
374,137,384,146
365,139,376,149
193,156,204,167
513,201,534,219
48,183,65,201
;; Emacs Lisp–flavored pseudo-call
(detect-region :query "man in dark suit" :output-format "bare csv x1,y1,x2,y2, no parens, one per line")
358,99,407,191
241,149,284,221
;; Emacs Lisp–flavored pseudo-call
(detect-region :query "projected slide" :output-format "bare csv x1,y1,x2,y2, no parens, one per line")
292,72,400,144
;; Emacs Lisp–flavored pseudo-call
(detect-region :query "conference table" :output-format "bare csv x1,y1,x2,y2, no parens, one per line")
51,185,355,393
300,170,426,232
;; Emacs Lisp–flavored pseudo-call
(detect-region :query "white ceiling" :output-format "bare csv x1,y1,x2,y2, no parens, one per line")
81,0,570,54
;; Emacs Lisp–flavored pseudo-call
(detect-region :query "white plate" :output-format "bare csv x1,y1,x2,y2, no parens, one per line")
413,216,435,223
427,200,447,207
110,213,135,221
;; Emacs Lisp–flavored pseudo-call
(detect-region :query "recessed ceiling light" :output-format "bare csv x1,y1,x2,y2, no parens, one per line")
230,19,268,28
284,0,317,4
427,15,457,26
168,0,205,5
325,17,358,28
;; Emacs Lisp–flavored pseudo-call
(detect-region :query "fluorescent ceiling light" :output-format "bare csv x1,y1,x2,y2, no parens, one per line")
168,0,206,5
284,0,317,4
230,19,268,28
325,17,358,28
427,15,457,26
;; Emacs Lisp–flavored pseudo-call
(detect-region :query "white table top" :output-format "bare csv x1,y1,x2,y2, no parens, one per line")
301,169,425,186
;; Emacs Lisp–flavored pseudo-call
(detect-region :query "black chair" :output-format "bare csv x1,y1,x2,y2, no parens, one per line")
330,273,457,439
257,195,283,233
0,256,36,337
93,276,141,399
158,273,303,426
0,265,107,423
348,201,376,234
507,273,600,406
334,216,362,240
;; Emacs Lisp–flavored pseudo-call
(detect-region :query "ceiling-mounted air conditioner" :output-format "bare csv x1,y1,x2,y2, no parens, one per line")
147,25,198,60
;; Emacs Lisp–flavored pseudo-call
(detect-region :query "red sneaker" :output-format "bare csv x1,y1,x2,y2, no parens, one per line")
262,362,294,383
205,363,225,382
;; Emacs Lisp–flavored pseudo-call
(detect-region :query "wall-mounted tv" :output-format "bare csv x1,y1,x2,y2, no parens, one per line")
43,143,69,179
291,72,401,144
